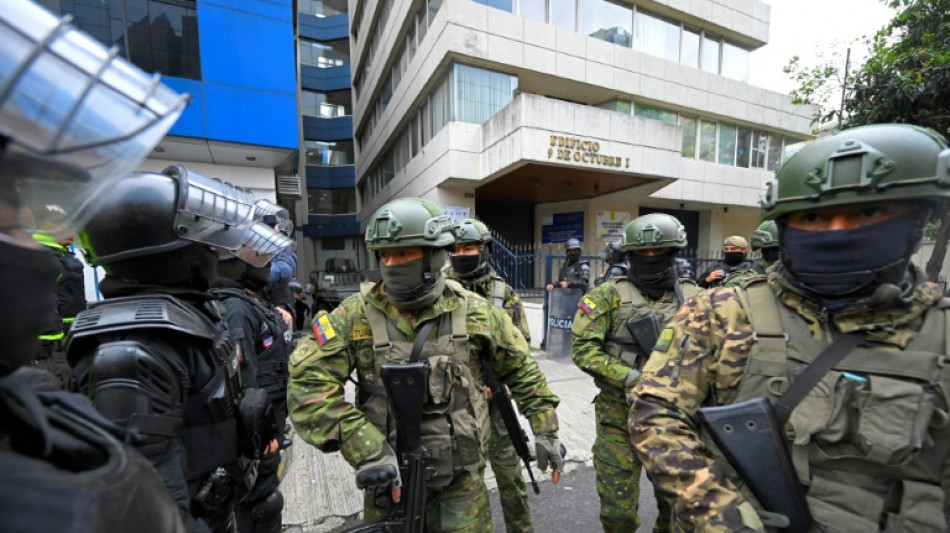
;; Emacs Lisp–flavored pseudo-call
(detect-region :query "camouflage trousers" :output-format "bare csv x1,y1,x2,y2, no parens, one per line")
487,404,532,533
364,467,492,532
593,392,671,533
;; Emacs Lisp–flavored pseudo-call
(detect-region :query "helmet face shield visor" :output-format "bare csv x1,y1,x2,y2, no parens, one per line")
254,199,293,235
0,0,187,240
232,221,295,268
164,165,257,251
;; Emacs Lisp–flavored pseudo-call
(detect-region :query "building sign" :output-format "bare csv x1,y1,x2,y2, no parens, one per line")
442,205,470,224
547,134,630,169
542,211,584,243
596,210,630,239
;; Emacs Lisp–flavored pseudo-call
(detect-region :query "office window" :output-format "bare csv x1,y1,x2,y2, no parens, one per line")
767,134,785,171
300,39,350,68
430,71,452,136
474,0,513,12
299,0,347,17
680,27,700,68
634,10,679,63
428,0,444,26
551,0,576,31
701,33,720,74
681,116,697,158
736,126,752,168
634,103,677,124
751,130,768,168
302,89,352,118
721,42,749,82
718,123,737,165
597,100,631,114
305,140,354,166
308,188,356,215
454,64,518,124
521,0,546,22
581,0,632,47
699,119,717,162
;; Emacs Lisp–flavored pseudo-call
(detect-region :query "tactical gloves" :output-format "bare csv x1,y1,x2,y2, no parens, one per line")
534,432,565,474
355,442,401,492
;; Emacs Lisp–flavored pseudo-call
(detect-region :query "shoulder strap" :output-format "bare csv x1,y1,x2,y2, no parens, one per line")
410,320,439,363
614,279,645,307
735,280,787,358
491,277,506,308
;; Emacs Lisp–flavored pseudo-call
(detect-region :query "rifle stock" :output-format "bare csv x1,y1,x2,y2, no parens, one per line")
482,361,541,495
698,397,812,532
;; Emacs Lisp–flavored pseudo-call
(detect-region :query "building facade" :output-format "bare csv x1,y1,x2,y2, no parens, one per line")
347,0,816,279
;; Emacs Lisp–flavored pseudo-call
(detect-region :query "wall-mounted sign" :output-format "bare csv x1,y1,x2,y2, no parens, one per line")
442,205,470,223
596,210,630,239
547,134,630,169
542,211,584,243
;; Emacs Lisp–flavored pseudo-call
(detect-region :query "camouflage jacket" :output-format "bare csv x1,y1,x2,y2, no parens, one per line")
722,257,771,288
447,266,531,342
630,266,947,531
287,280,559,469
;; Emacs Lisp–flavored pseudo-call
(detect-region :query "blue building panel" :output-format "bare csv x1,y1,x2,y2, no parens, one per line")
299,13,349,41
306,165,356,189
301,65,352,92
303,214,361,238
303,116,353,141
205,84,299,149
163,77,207,138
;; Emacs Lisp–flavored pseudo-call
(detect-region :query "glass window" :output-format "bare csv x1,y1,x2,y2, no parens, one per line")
300,39,350,68
767,134,784,171
302,89,352,118
382,150,395,185
417,7,429,43
634,10,679,62
428,0,444,26
431,71,452,135
305,140,354,166
634,103,678,124
299,0,348,17
308,188,356,215
410,113,421,157
736,126,751,168
381,74,393,106
718,123,736,165
699,119,717,162
581,0,632,47
681,116,697,158
420,98,431,144
701,33,719,74
473,0,513,12
453,63,518,124
680,27,699,68
551,0,576,31
721,42,749,82
751,130,768,168
521,0,546,22
596,100,631,113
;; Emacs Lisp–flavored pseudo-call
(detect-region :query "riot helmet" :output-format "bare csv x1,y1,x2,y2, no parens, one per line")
365,198,456,310
450,218,492,278
0,0,185,376
601,240,625,265
565,238,582,262
762,124,950,307
255,199,294,236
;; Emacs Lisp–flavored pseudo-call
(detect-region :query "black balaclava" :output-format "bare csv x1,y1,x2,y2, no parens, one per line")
450,244,491,279
0,240,61,376
779,209,925,310
761,248,780,265
723,251,746,265
565,249,581,266
381,249,446,311
627,251,677,300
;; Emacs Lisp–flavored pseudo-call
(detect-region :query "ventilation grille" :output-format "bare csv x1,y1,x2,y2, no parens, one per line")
135,301,167,321
277,175,302,198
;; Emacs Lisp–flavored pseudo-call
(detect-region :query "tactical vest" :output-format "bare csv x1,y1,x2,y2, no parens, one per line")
356,281,490,489
490,276,506,308
560,261,590,289
599,279,699,395
725,280,950,532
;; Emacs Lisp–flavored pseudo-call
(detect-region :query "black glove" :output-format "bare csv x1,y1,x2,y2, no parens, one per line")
355,442,401,491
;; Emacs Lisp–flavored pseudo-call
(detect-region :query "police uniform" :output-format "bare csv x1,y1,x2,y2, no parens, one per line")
558,259,591,290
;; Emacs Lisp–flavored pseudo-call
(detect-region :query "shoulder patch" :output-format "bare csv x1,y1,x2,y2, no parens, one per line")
351,323,372,341
579,297,597,314
313,313,338,346
654,327,675,352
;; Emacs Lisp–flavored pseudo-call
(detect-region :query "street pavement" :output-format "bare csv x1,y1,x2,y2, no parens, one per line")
281,352,661,532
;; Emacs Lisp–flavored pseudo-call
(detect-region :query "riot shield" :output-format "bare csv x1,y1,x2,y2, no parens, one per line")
545,287,583,358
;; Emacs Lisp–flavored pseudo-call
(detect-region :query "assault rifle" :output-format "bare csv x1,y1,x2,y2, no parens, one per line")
481,360,543,493
342,362,433,533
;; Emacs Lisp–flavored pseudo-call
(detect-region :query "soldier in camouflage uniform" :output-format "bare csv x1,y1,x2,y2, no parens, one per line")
570,213,700,533
288,199,563,532
630,124,950,532
722,221,780,288
446,218,535,533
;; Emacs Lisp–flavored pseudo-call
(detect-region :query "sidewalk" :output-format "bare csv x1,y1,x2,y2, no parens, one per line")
281,352,597,533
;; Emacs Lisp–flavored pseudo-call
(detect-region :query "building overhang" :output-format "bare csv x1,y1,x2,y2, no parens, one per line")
150,136,296,172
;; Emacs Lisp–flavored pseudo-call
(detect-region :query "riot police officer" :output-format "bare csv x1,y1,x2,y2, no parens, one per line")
631,124,950,531
288,198,563,532
595,240,626,287
446,218,535,533
571,213,700,533
547,238,590,291
68,166,283,532
0,1,186,530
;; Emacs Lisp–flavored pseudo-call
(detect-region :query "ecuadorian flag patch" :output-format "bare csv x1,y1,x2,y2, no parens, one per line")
579,297,596,314
313,314,337,346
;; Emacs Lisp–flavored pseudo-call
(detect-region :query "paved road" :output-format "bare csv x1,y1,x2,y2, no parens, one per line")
489,465,661,533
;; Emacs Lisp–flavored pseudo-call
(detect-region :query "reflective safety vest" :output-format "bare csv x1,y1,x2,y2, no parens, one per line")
726,280,950,532
356,280,490,489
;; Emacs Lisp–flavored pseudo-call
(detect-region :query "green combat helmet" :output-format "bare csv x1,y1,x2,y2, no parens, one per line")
455,219,492,247
762,124,950,220
620,213,688,252
751,220,778,250
451,218,493,277
365,197,456,251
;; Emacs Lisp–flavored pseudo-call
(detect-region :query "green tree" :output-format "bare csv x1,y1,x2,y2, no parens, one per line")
785,0,950,282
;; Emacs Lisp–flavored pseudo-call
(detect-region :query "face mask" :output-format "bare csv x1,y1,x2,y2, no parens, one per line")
0,240,61,376
381,251,446,311
450,254,481,277
627,252,676,297
761,248,780,265
781,210,920,309
723,251,746,265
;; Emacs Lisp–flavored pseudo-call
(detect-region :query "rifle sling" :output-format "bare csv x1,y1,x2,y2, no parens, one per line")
773,332,866,425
